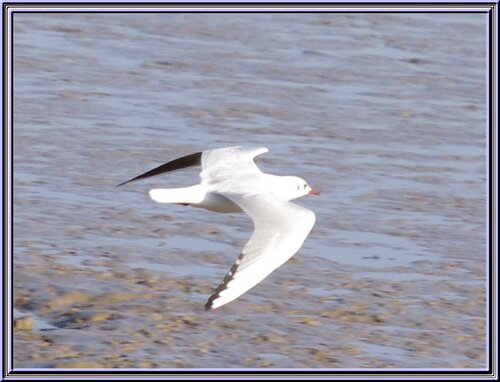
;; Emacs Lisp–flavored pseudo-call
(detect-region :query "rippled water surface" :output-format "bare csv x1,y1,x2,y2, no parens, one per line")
12,12,487,369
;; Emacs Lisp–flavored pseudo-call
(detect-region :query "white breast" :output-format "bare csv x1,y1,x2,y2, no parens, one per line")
195,193,243,213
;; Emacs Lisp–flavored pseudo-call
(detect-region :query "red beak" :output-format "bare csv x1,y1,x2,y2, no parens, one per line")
309,187,320,195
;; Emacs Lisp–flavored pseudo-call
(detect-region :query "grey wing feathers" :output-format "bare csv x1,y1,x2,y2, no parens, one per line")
205,193,315,310
200,146,268,184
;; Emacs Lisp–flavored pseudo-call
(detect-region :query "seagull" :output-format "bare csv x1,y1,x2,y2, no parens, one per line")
118,146,318,310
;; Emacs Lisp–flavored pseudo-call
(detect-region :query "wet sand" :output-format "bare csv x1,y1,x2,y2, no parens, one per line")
12,12,487,368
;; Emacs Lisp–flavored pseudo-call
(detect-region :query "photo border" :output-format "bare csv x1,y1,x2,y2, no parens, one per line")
1,1,497,380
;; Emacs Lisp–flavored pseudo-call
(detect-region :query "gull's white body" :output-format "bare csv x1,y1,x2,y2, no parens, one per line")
150,185,242,213
120,146,317,310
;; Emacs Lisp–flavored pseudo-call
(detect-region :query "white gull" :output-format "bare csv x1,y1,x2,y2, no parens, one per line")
118,146,318,310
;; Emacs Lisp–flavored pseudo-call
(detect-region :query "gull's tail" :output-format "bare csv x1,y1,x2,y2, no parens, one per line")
149,185,206,205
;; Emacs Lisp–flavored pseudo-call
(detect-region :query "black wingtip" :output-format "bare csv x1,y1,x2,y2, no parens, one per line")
203,259,240,311
116,180,129,187
116,151,202,187
204,291,219,311
205,292,219,310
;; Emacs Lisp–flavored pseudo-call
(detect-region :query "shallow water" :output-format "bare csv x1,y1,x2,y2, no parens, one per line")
12,12,487,369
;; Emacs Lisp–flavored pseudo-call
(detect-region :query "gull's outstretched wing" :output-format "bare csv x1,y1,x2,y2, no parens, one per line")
200,146,268,185
205,193,315,310
117,146,267,187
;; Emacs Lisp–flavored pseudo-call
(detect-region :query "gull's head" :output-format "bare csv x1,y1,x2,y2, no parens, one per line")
280,176,319,201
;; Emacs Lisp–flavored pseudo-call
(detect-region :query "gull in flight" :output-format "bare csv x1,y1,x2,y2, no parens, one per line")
118,146,318,310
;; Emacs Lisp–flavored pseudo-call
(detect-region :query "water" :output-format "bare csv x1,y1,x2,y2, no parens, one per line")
12,12,487,369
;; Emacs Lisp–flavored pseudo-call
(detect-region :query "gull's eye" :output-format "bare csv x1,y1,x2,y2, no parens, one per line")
303,184,307,189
